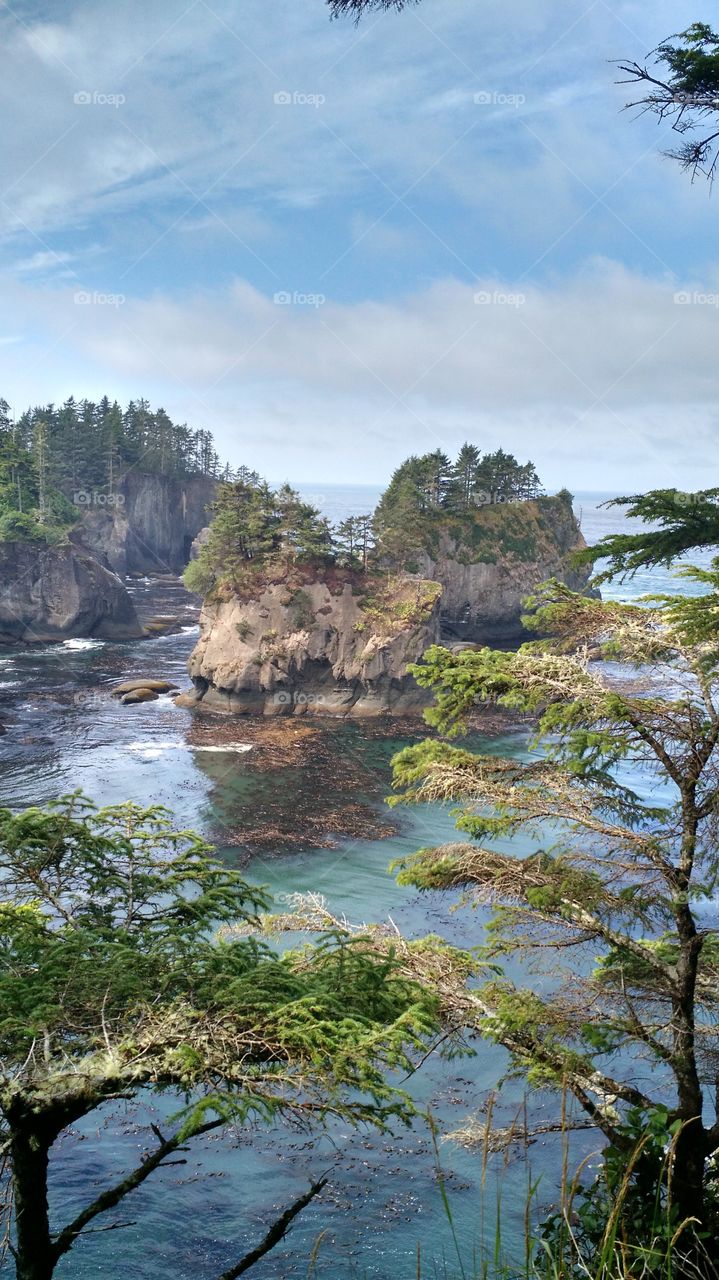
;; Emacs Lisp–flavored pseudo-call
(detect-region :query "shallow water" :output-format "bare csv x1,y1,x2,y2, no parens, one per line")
0,491,703,1277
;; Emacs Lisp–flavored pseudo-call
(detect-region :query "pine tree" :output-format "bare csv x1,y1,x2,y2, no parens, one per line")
391,577,719,1268
0,795,440,1280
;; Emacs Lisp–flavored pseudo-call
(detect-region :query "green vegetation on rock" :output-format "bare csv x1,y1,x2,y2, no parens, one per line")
373,445,544,567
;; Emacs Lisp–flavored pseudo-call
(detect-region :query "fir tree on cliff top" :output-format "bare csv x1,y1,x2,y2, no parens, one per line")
184,477,335,596
373,444,544,568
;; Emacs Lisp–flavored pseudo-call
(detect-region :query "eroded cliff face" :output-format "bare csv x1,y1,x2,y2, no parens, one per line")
185,575,441,716
75,474,217,574
0,544,144,645
417,495,591,643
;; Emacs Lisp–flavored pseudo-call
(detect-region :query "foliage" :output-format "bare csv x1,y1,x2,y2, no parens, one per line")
0,394,235,546
328,0,415,18
618,24,719,180
0,407,78,543
373,445,543,568
184,478,336,596
576,487,719,583
355,576,442,636
0,795,440,1280
389,576,719,1260
334,514,375,568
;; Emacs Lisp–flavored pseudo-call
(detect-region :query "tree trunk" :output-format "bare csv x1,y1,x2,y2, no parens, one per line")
10,1124,56,1280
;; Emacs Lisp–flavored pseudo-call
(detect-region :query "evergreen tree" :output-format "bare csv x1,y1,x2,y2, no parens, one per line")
0,795,439,1280
446,442,482,512
390,578,719,1268
578,488,719,583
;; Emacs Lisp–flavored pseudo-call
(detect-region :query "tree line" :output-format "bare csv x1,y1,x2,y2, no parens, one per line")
185,444,543,595
184,477,377,594
0,396,230,543
373,445,542,564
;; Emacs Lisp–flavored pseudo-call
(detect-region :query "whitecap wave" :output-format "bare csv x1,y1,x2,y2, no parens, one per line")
192,744,252,754
125,739,185,760
62,638,105,651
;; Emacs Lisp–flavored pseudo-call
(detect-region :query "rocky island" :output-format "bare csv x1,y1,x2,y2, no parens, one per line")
182,447,592,716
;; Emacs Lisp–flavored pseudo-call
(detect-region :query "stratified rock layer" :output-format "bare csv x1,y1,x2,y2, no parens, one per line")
0,543,144,645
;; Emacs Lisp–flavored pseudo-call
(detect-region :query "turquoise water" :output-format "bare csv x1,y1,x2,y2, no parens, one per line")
0,491,706,1277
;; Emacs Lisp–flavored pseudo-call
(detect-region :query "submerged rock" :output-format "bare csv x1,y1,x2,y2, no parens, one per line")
0,543,144,646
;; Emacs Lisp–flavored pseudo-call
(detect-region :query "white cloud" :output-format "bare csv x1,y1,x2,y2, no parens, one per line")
1,259,717,490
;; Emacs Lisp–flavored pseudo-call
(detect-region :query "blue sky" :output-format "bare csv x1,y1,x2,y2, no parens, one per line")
0,0,717,489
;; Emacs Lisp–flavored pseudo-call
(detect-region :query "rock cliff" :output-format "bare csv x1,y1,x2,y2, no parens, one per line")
183,492,592,717
184,573,441,716
415,493,591,643
0,543,144,645
74,474,217,575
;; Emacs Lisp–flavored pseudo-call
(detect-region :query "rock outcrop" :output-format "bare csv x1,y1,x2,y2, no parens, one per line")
0,543,144,645
74,474,217,575
184,575,441,716
183,493,593,718
415,494,592,643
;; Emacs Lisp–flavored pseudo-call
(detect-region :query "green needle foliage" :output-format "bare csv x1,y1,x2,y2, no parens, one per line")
390,578,719,1272
0,795,439,1280
575,488,719,583
618,24,719,181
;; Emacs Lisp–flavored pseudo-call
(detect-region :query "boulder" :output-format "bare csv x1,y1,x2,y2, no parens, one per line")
120,688,160,704
0,543,144,646
112,679,179,695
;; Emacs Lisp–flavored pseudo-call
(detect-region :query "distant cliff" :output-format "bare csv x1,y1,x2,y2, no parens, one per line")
0,544,144,646
183,571,442,716
415,493,591,642
74,474,217,575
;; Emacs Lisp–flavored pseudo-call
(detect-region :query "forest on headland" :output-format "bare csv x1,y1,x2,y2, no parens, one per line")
0,395,227,542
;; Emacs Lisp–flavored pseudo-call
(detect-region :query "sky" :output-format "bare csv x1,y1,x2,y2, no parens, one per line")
0,0,717,491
